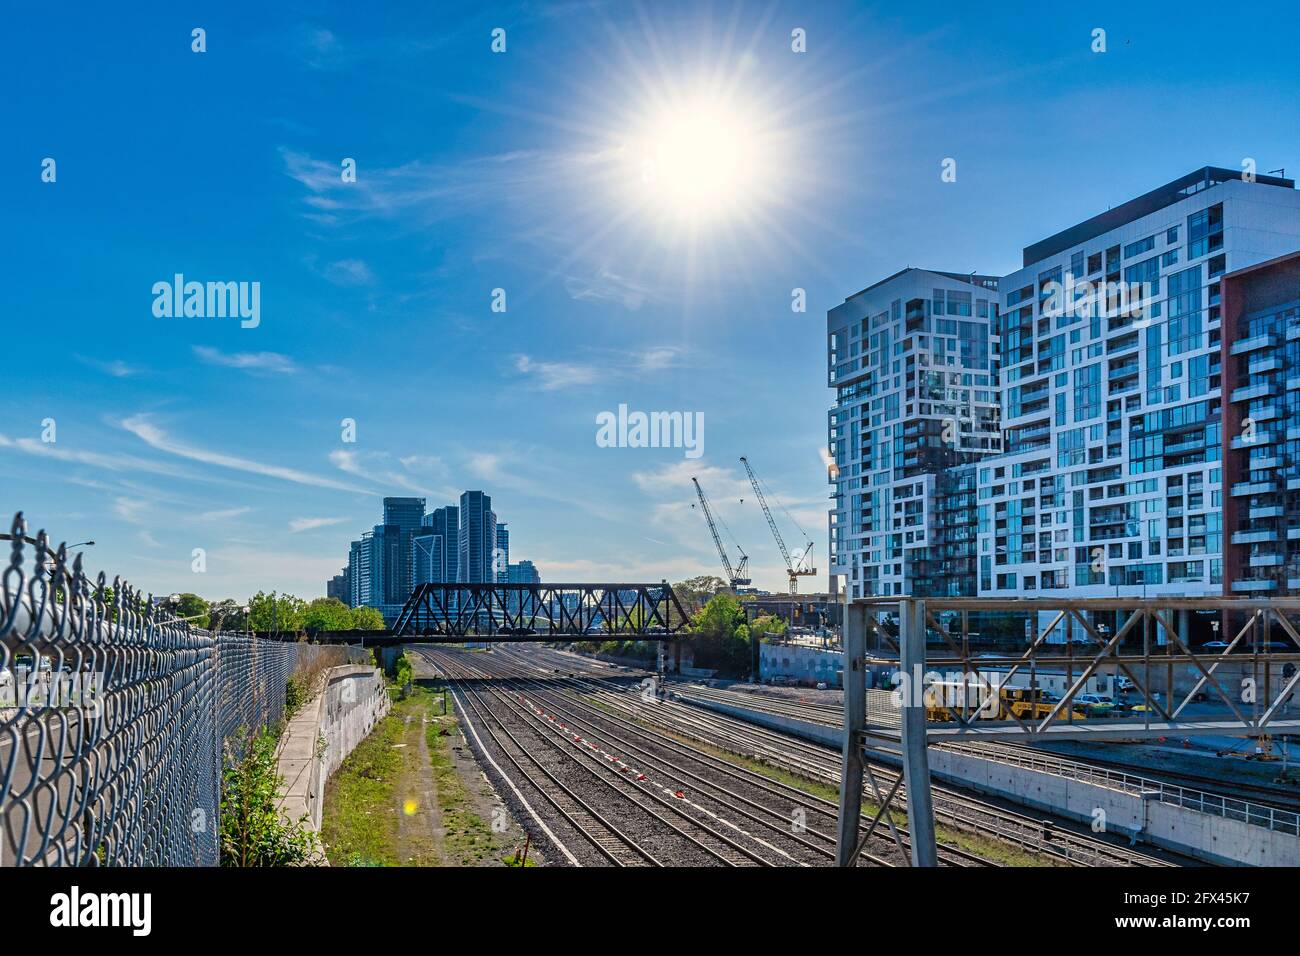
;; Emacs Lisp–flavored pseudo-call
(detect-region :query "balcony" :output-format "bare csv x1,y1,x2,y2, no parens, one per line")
1231,480,1278,496
1288,526,1300,540
1250,553,1286,567
1247,454,1282,470
1289,324,1300,342
1230,381,1279,403
1250,505,1285,519
1232,432,1277,449
1232,529,1279,545
1249,356,1284,374
1288,376,1300,392
1230,332,1280,355
1232,579,1278,592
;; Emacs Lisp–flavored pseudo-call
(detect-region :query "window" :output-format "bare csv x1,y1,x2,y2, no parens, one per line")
1188,204,1223,259
1124,236,1155,258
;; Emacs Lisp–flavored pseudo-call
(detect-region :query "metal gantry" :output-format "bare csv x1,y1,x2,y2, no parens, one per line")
836,596,1300,867
391,582,689,642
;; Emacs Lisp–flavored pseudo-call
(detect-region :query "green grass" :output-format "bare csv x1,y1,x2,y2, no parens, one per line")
319,694,408,866
320,683,515,867
423,685,511,866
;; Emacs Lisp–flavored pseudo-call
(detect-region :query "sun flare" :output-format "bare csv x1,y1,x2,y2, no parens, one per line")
624,92,774,225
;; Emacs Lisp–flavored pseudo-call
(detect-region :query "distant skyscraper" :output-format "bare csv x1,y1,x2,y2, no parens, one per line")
507,560,539,584
496,523,510,583
458,491,497,583
326,572,347,604
414,505,459,585
382,496,425,599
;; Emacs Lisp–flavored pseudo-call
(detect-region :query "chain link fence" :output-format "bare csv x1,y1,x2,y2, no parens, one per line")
0,513,326,866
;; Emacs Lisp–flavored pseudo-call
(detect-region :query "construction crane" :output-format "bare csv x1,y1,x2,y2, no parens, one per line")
691,476,751,589
740,455,816,593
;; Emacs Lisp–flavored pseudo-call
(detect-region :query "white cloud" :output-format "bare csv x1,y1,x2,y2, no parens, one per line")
564,269,652,310
322,258,376,286
120,415,368,493
198,506,253,521
289,516,348,533
76,355,138,377
193,346,298,375
514,354,601,390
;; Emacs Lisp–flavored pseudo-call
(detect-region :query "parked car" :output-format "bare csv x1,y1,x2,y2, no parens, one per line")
1074,694,1116,716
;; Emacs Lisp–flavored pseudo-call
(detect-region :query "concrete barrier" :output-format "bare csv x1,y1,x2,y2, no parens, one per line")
276,664,391,833
679,693,1300,866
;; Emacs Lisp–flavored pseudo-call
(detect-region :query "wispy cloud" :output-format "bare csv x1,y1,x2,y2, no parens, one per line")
514,354,601,390
0,433,194,479
513,345,686,391
330,449,447,497
198,506,253,521
76,355,138,377
564,268,653,310
120,415,367,493
289,516,347,533
193,346,298,375
322,258,375,286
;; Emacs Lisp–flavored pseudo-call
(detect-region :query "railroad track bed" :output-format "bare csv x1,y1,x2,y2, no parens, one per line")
491,645,1178,866
422,648,878,866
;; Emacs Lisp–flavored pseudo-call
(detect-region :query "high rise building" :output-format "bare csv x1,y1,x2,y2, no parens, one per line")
496,523,510,583
382,496,425,599
827,268,1003,600
458,491,497,584
827,166,1300,608
1221,250,1300,595
507,560,540,584
326,572,347,604
412,505,459,585
980,167,1300,599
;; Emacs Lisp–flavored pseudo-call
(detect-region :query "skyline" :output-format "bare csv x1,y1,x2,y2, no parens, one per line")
4,2,1299,600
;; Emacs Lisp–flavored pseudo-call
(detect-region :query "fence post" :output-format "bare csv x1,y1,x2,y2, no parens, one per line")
901,598,938,867
835,600,866,866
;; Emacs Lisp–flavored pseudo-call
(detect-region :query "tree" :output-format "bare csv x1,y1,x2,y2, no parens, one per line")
170,593,210,628
208,599,248,633
750,612,787,642
247,591,306,634
687,592,752,676
302,597,354,632
672,575,728,613
350,605,386,630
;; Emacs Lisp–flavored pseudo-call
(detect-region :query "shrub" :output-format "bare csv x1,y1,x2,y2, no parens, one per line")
220,730,319,866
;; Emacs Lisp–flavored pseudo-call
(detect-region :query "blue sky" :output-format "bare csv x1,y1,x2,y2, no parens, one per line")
2,1,1296,601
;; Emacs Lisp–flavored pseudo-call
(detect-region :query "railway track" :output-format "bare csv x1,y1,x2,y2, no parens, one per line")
491,644,1179,866
418,646,983,866
656,669,1300,827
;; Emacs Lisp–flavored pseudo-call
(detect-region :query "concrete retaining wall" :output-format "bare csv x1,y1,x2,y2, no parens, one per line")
760,644,844,687
679,693,1300,866
277,664,391,833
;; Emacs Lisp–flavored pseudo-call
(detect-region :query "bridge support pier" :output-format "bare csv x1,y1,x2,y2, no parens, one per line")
900,598,937,867
835,601,867,865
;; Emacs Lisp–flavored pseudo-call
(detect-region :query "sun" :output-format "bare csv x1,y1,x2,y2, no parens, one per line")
625,91,775,225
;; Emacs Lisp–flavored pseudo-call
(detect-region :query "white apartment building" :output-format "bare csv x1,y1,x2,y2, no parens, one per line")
828,168,1300,616
827,268,1003,601
979,167,1300,599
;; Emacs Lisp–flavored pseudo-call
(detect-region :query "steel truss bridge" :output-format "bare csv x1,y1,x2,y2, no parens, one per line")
836,597,1300,868
390,582,689,643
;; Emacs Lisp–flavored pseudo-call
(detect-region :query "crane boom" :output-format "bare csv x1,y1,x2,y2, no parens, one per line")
692,476,750,589
739,455,816,593
741,456,792,569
